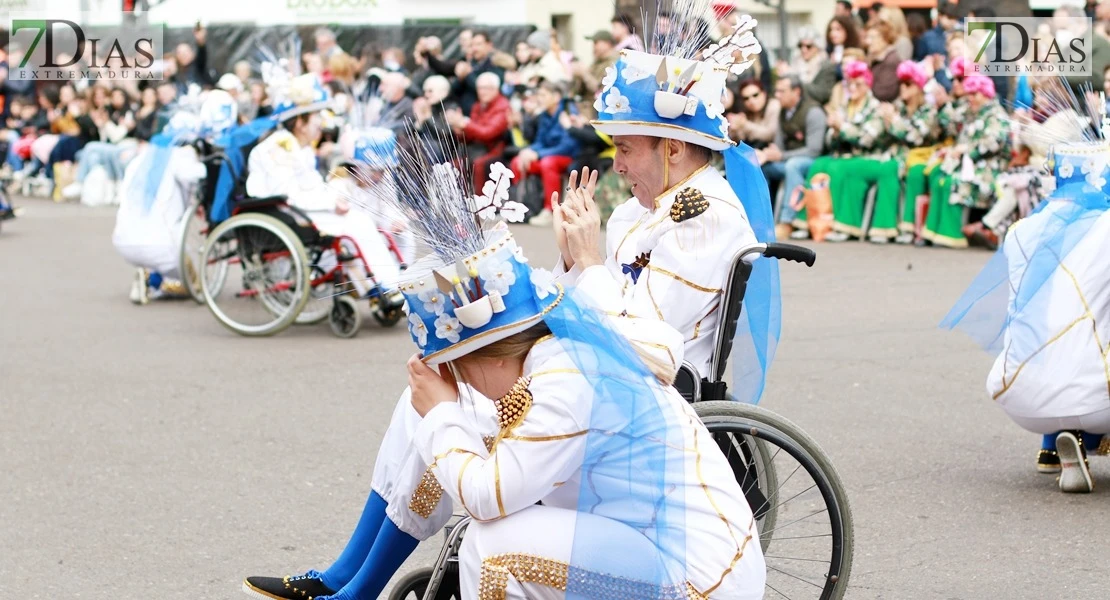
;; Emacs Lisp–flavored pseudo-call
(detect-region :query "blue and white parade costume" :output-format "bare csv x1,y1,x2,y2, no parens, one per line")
943,138,1110,492
244,10,779,600
112,92,236,302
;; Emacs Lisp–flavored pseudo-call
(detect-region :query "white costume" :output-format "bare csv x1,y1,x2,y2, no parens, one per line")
112,145,205,278
329,173,416,265
415,332,765,600
556,165,757,376
245,130,401,293
371,167,757,544
987,204,1110,434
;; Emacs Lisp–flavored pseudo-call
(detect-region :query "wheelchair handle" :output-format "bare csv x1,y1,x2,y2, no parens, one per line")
763,243,816,267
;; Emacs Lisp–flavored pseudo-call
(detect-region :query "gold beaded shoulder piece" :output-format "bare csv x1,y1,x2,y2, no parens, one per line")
494,376,533,431
670,187,710,223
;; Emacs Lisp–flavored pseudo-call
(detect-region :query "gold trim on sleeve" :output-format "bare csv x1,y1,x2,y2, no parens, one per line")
646,264,722,294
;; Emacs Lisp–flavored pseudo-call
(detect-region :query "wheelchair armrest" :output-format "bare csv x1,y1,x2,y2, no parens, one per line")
236,195,289,211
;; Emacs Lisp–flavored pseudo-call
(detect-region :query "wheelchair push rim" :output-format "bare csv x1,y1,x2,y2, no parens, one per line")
695,400,854,600
200,213,311,336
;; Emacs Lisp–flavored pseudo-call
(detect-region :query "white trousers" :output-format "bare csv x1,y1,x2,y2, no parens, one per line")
307,210,402,293
1009,406,1110,436
458,504,687,600
371,388,498,541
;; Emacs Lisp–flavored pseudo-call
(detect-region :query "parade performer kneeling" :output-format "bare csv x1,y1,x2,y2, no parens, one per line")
943,125,1110,494
112,91,233,305
243,10,781,600
246,72,404,301
246,135,765,598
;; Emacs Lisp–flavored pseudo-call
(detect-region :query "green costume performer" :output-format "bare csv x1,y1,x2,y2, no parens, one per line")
923,76,1010,248
887,65,940,240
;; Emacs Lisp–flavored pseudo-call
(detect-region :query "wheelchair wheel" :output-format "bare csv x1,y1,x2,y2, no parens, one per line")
373,304,404,327
388,566,460,600
296,260,336,325
695,401,854,600
201,213,310,336
329,295,362,338
178,196,209,304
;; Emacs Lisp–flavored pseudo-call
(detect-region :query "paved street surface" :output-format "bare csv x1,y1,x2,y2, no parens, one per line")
3,197,1110,600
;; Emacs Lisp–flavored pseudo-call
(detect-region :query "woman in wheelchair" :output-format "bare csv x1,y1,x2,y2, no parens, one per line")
245,75,404,301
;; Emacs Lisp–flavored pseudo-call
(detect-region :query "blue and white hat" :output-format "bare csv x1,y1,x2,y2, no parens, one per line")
593,13,763,150
268,72,332,121
353,124,544,364
342,127,398,168
199,89,239,137
1052,140,1110,193
401,223,561,364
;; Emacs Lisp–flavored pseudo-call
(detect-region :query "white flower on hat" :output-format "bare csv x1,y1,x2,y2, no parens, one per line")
512,246,529,264
530,268,557,300
622,65,651,84
418,289,448,315
499,201,528,223
603,87,632,115
408,312,428,347
479,259,517,295
704,100,725,120
1059,160,1074,178
601,65,618,89
434,313,461,343
593,93,606,114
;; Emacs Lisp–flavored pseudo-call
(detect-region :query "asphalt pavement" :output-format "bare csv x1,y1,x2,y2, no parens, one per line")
3,197,1109,599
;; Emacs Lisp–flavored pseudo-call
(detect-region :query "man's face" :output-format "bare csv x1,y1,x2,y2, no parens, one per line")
316,34,335,54
835,3,851,18
156,84,176,106
476,79,499,104
774,80,800,110
798,39,819,60
612,135,667,206
593,39,614,59
175,43,194,67
471,35,491,61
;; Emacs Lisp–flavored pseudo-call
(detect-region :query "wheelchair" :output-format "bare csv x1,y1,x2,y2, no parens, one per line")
387,243,854,600
181,135,407,338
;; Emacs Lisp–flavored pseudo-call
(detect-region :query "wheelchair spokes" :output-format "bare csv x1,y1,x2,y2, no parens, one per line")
201,213,310,336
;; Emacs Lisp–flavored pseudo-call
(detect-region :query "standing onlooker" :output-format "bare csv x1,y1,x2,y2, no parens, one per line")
878,6,914,61
447,72,510,191
611,12,645,53
866,21,901,102
172,25,216,90
910,12,944,61
452,31,505,116
518,29,570,86
826,15,863,66
727,79,779,149
315,28,341,62
758,75,827,239
571,30,617,116
509,81,578,226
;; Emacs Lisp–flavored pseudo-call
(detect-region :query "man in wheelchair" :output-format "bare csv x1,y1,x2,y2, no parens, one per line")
245,74,405,305
243,13,781,600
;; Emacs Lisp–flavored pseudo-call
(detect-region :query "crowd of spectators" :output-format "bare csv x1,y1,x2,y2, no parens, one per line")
4,1,1110,250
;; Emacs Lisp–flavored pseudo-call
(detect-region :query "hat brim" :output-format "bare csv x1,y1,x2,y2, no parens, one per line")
420,285,565,365
274,100,334,122
591,120,733,151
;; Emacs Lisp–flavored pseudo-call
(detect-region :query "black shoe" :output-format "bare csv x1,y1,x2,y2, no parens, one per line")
1036,449,1060,474
242,571,336,600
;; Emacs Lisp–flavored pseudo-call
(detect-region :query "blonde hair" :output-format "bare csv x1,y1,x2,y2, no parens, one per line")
878,6,909,38
452,322,678,386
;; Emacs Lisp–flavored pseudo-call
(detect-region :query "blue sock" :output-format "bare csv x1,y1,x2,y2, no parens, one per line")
1081,432,1103,451
329,518,419,600
318,491,389,591
1043,434,1057,451
147,271,163,290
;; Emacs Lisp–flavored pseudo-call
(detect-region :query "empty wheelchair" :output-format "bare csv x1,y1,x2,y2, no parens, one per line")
185,131,407,338
388,242,853,600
